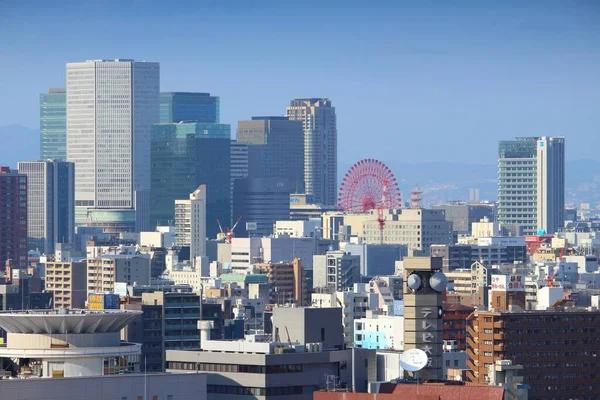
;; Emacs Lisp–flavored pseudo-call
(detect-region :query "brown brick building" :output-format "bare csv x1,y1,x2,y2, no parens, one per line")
254,258,307,306
443,303,475,351
467,309,600,399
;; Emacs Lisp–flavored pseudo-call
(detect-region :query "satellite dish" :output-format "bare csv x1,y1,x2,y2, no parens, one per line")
407,273,422,291
429,271,448,292
400,348,428,372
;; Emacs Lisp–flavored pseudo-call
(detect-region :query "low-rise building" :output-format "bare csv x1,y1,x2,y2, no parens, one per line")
167,307,376,399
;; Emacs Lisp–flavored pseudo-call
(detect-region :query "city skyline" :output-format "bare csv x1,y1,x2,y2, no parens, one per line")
1,1,599,165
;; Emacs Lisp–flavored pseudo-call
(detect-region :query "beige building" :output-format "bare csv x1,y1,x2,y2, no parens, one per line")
87,255,150,293
361,208,452,252
45,261,87,309
471,216,499,238
175,185,206,261
446,261,488,295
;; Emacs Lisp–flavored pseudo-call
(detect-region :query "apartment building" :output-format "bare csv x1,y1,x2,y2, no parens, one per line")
44,260,87,309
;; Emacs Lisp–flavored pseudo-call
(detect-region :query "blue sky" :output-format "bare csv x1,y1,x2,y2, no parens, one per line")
1,0,599,164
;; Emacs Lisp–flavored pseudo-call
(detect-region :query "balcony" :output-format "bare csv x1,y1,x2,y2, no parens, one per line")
467,335,478,349
466,325,477,338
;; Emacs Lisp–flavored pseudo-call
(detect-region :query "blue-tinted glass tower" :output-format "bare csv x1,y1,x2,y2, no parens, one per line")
160,92,220,124
150,122,231,239
40,88,67,160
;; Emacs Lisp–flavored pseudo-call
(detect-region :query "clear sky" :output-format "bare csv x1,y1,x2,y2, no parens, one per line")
1,0,599,164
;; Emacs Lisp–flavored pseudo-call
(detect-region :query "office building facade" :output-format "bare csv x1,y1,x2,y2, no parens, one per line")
66,59,159,231
361,208,453,252
40,88,67,160
497,137,565,235
175,185,207,260
150,122,230,239
18,160,74,254
237,116,304,192
160,92,219,123
233,177,290,237
230,140,248,220
286,98,337,206
0,167,28,270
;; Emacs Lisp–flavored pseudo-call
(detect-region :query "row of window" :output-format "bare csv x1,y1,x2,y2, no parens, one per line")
168,361,303,374
207,385,303,396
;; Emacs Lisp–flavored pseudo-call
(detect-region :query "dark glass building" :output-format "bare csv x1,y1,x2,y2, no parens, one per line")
236,116,304,193
40,88,67,160
160,92,219,124
151,122,230,239
233,177,290,237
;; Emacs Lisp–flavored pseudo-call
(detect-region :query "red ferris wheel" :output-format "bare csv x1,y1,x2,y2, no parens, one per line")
337,159,402,213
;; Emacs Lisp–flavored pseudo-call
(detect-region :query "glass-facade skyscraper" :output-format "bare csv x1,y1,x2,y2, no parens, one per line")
40,88,67,160
151,122,231,239
66,59,160,232
286,98,337,206
160,92,219,124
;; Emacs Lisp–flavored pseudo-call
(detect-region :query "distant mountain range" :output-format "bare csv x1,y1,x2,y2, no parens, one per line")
1,124,598,206
0,125,40,168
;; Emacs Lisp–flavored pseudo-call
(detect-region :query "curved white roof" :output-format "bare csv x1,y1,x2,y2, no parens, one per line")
0,310,141,334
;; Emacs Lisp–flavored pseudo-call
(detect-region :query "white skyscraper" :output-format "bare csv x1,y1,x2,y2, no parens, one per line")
175,185,207,261
498,136,565,235
286,98,337,206
66,59,159,232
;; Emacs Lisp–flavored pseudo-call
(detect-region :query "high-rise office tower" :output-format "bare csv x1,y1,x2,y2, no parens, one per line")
151,122,230,239
160,92,219,123
233,177,291,237
66,59,159,232
286,98,337,205
497,137,565,235
230,140,249,220
40,88,67,160
236,116,304,192
0,167,28,270
536,137,565,235
175,185,207,260
17,160,75,254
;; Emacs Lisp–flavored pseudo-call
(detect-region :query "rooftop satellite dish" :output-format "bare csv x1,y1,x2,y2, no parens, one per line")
407,273,422,291
429,271,448,292
400,348,428,372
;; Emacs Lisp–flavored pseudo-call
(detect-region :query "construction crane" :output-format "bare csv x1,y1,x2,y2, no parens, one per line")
377,179,388,244
216,216,243,244
548,241,568,287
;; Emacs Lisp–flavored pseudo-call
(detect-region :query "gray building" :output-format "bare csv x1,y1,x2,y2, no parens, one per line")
237,116,304,193
233,177,290,237
433,202,495,234
166,307,376,399
122,291,202,372
498,137,565,235
343,243,407,277
286,99,337,206
313,250,361,291
431,237,527,272
0,373,206,400
17,160,74,254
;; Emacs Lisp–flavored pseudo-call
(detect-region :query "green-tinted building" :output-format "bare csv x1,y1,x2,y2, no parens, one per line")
151,122,231,239
160,92,219,124
40,88,66,160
